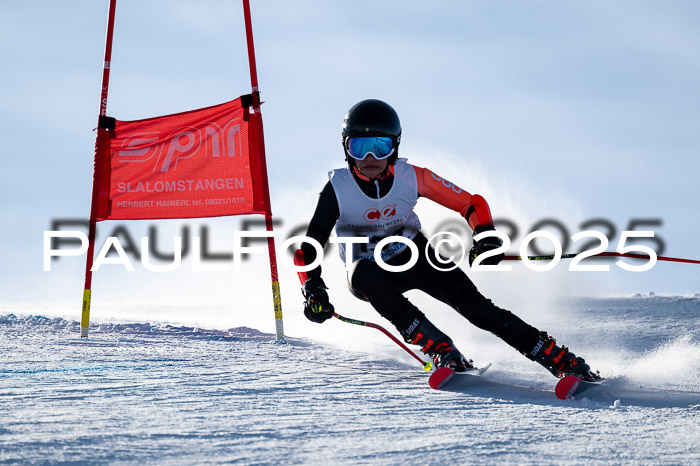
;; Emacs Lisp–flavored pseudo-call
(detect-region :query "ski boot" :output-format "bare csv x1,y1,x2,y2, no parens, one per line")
401,316,473,372
529,332,601,382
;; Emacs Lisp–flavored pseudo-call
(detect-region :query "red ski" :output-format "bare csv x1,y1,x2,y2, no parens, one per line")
429,363,492,390
555,375,605,400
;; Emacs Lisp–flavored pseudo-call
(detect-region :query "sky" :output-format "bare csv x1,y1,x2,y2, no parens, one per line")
0,1,698,335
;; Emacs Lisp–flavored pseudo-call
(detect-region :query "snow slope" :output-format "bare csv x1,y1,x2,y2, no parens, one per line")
1,296,698,464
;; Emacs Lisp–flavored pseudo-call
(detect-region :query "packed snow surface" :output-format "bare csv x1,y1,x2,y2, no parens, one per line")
1,296,698,464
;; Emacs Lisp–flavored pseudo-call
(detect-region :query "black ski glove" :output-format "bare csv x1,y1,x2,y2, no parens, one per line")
469,224,504,267
302,277,334,324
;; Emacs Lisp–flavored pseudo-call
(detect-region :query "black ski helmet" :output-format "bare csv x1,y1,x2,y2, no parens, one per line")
342,99,401,166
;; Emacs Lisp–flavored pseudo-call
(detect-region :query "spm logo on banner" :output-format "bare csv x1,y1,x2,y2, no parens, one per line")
117,120,242,173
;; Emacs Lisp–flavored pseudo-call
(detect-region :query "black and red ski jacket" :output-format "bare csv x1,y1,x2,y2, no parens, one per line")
300,162,495,280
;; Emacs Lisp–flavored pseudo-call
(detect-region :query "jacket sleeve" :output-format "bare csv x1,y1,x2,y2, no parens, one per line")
413,165,494,231
299,180,340,280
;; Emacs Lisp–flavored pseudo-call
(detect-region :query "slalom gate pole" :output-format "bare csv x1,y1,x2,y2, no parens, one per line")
504,252,700,265
293,250,432,371
80,0,117,338
242,0,285,343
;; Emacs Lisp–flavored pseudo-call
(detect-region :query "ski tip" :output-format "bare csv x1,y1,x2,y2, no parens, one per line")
429,367,455,390
477,363,493,375
555,375,581,400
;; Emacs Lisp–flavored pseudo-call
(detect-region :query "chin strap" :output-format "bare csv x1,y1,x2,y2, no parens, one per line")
351,164,394,181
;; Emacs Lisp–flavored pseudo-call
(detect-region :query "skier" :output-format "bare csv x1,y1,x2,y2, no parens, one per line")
297,99,599,381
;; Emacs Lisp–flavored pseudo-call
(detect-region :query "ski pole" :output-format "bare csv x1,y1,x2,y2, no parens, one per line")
504,254,578,261
504,252,700,264
293,249,432,371
331,312,433,371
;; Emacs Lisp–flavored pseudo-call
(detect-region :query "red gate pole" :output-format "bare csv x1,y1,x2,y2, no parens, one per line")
242,0,285,342
81,0,118,338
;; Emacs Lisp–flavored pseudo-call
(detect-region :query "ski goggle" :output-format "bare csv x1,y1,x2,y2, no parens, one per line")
345,136,395,161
